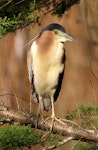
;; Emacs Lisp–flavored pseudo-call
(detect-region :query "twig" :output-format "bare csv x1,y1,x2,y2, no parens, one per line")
92,0,96,11
89,57,97,102
71,140,81,150
0,93,28,102
2,87,8,103
76,103,82,124
90,79,97,102
9,83,20,111
89,58,98,82
43,136,74,150
89,122,97,131
15,0,25,6
34,0,36,6
0,0,12,9
24,35,39,48
60,118,90,134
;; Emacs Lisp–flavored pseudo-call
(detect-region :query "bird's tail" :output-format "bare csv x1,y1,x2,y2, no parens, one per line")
43,98,51,111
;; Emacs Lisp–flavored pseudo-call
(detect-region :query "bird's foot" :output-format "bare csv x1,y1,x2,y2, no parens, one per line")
26,112,44,128
35,113,44,128
26,112,35,120
44,115,65,131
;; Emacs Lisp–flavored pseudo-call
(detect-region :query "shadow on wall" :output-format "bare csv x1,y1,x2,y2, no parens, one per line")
0,0,98,118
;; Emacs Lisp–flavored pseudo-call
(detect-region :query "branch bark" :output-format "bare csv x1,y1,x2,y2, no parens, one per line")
0,105,98,144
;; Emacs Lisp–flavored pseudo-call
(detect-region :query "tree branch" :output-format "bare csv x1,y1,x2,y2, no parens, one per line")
0,105,98,144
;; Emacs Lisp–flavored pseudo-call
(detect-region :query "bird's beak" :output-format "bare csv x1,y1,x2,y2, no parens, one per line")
60,32,77,43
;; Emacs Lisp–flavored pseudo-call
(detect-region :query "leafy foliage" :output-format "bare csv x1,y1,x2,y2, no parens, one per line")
75,142,98,150
53,0,79,17
0,16,21,38
0,124,62,149
66,105,98,128
45,133,61,147
0,0,39,38
66,105,98,150
0,124,42,149
0,0,80,37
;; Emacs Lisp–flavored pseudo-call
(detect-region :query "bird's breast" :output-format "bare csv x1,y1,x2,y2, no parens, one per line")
31,42,64,95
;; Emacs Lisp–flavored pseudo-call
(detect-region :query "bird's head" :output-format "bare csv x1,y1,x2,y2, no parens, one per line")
25,23,77,48
39,23,77,44
52,29,77,43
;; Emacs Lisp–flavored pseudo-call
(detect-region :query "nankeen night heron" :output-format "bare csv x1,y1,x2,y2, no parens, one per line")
27,23,77,130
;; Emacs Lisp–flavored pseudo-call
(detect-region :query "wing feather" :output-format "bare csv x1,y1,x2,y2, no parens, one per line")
54,48,66,102
27,49,38,102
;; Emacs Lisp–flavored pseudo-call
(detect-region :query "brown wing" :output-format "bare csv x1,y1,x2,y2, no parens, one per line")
54,48,66,102
27,50,39,102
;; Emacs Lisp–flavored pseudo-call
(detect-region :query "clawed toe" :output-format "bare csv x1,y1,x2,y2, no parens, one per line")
44,115,65,131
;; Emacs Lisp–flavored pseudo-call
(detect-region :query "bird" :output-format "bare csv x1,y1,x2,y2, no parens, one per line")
27,23,77,130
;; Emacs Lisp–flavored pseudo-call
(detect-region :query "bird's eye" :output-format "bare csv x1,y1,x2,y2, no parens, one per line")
53,29,58,35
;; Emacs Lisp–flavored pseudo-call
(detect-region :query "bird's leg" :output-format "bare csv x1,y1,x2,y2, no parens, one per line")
50,94,65,130
36,96,44,126
26,92,34,121
37,96,42,117
44,93,65,131
30,91,32,113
